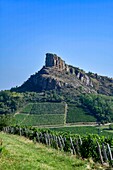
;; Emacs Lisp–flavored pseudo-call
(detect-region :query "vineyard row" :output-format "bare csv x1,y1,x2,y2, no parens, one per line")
3,126,113,166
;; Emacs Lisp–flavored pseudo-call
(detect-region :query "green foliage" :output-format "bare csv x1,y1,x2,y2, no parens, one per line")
0,90,24,114
31,102,65,114
22,103,33,113
63,138,71,152
15,114,65,126
67,104,96,123
51,126,113,138
3,125,113,165
1,90,113,126
0,132,92,170
80,94,113,123
109,124,113,130
0,114,14,130
17,102,66,126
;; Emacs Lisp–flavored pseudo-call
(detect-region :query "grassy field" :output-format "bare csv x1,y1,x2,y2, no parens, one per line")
0,132,106,170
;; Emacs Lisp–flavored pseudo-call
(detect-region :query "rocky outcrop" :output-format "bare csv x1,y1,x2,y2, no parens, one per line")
45,53,69,71
45,53,93,87
14,53,113,96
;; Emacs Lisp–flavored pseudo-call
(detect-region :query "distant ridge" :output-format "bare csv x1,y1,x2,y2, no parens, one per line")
13,53,113,96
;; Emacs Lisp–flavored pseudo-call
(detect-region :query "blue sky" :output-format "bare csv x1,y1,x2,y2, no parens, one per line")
0,0,113,90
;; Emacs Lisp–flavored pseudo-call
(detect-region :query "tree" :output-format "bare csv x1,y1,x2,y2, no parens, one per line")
0,114,14,130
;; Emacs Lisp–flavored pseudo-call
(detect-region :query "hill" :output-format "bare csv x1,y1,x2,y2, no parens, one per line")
0,132,104,170
12,53,113,96
1,53,113,125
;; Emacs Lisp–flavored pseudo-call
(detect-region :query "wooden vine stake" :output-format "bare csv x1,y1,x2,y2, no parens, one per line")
70,137,76,155
19,127,22,136
47,133,51,146
60,135,65,148
75,139,80,156
97,142,104,164
79,135,82,145
107,143,113,161
36,132,40,143
102,143,108,162
57,136,63,150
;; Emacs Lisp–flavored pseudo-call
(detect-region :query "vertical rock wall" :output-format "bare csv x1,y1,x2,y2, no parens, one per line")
45,53,67,71
45,53,93,87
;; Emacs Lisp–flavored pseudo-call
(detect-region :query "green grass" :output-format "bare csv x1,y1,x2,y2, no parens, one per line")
15,114,65,126
50,126,113,137
66,104,96,123
0,132,100,170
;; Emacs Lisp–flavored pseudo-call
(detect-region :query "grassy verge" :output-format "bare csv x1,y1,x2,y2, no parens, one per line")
0,132,89,170
0,132,109,170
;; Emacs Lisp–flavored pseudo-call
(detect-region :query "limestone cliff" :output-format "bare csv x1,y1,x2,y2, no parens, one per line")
15,53,113,96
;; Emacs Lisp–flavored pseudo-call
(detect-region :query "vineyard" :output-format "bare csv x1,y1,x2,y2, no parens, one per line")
66,104,96,123
22,102,65,114
15,114,65,126
14,102,98,126
0,132,94,170
15,102,66,126
3,126,113,167
50,126,113,138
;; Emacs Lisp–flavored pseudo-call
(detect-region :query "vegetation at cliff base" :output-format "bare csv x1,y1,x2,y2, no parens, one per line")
80,94,113,123
0,90,113,126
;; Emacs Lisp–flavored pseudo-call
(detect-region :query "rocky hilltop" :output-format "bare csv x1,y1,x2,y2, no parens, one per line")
15,53,113,96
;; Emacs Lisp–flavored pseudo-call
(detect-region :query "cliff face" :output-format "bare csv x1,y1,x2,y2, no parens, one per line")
45,53,67,71
45,53,93,87
15,53,113,96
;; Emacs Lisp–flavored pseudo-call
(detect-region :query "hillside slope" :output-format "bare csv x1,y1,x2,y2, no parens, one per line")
13,53,113,96
0,132,101,170
14,102,97,126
